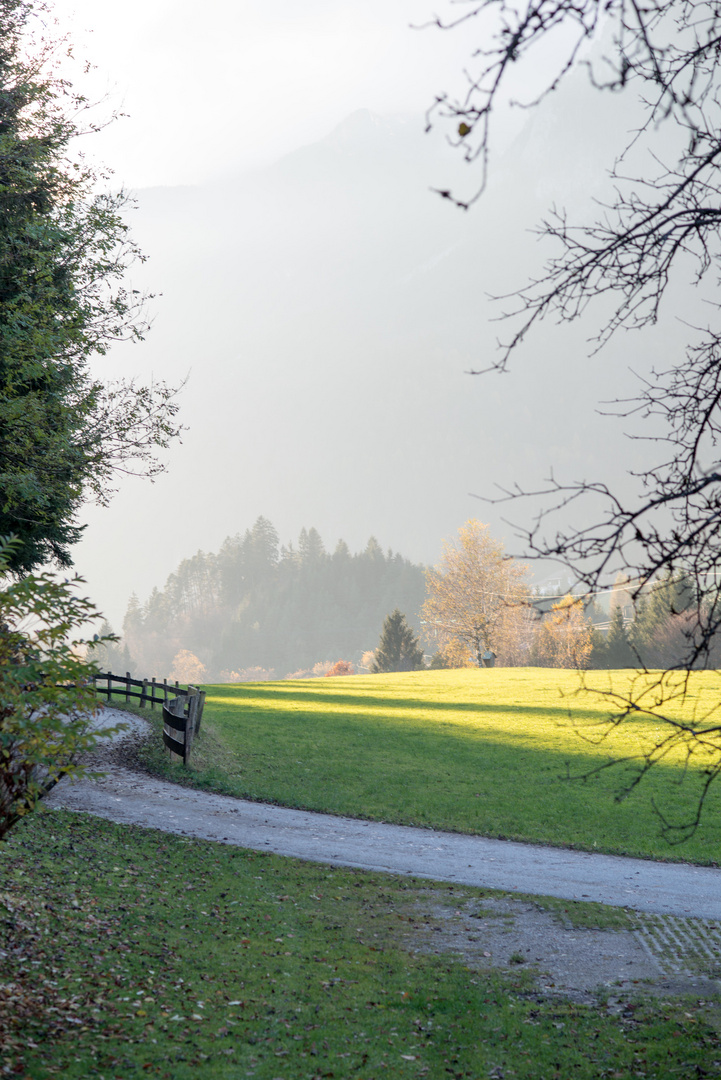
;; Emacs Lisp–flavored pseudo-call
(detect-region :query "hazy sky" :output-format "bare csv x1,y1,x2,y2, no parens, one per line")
51,0,477,188
45,0,510,630
42,0,640,636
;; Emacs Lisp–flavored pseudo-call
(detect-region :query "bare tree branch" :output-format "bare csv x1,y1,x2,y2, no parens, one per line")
429,1,721,835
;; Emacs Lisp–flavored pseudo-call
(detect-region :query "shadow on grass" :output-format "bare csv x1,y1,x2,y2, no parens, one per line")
207,683,613,722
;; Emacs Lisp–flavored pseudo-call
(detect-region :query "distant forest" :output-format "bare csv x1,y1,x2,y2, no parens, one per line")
117,517,427,679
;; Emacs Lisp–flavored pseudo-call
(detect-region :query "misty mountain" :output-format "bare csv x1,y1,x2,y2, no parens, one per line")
77,78,697,627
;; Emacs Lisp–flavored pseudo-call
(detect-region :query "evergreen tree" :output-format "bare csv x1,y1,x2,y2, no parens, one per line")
0,0,181,572
603,607,636,669
121,521,428,678
122,593,143,636
244,517,280,584
630,570,696,664
87,620,131,674
298,527,326,563
371,610,425,673
333,539,351,562
0,3,84,569
364,537,384,562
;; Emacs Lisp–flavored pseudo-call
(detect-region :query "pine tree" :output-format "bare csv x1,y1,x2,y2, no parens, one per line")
0,0,180,572
371,610,425,673
630,570,696,664
603,606,636,669
298,527,326,563
86,619,131,674
121,521,428,677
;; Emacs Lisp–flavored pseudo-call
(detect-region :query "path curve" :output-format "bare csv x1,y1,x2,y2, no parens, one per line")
46,708,721,920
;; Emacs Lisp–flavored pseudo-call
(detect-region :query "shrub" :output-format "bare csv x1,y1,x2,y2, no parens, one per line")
324,660,355,677
169,650,207,684
0,537,120,841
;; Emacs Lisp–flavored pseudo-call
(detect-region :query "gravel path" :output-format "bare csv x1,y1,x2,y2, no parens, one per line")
46,707,721,921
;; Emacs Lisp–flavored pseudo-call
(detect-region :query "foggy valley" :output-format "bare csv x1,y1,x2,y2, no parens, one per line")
74,80,700,663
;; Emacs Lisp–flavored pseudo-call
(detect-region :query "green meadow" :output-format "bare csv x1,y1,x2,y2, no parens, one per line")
139,668,721,865
5,668,721,1076
3,811,720,1079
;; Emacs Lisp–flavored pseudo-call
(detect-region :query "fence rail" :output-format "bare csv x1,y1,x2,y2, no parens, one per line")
93,670,183,709
93,670,206,766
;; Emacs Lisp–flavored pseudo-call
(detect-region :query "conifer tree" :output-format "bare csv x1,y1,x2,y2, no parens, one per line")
630,571,696,665
0,0,180,572
122,521,428,677
371,610,425,673
603,607,636,669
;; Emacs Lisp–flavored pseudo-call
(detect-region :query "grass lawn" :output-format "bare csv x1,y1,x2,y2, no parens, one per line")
2,810,720,1079
136,668,721,865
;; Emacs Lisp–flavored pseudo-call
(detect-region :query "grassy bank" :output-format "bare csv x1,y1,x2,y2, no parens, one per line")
136,669,721,864
2,811,720,1078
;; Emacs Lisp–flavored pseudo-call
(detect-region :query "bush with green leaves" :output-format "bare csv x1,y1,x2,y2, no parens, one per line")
0,539,119,841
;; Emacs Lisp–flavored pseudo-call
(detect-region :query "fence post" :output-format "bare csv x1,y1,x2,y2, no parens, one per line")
185,689,196,758
151,677,157,710
182,697,191,766
195,691,206,735
163,678,168,704
126,672,131,703
162,695,188,765
107,670,112,700
140,678,149,708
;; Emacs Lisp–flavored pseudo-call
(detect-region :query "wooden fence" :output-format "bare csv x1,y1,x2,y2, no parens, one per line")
161,690,205,767
93,670,206,766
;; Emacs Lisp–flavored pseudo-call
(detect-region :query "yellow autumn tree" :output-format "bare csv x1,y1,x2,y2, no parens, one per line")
422,521,529,667
533,595,594,669
497,603,538,667
169,650,207,684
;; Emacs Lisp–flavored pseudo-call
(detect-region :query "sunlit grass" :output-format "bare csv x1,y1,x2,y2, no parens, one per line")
138,668,721,864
